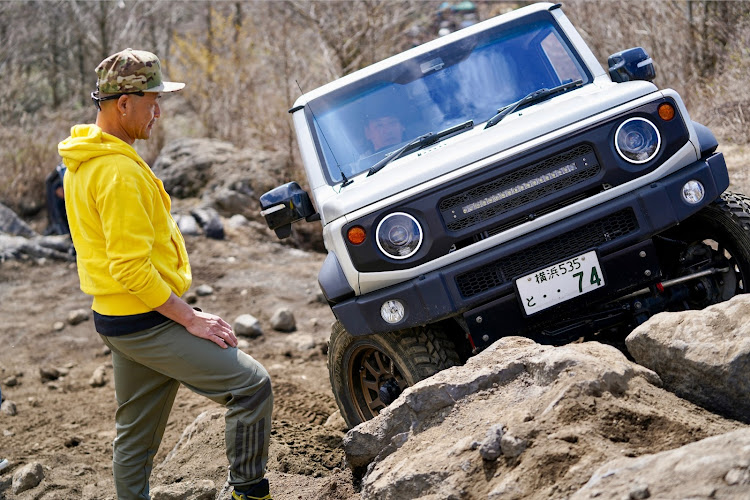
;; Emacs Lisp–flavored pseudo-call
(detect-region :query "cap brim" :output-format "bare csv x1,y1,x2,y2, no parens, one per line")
143,81,185,93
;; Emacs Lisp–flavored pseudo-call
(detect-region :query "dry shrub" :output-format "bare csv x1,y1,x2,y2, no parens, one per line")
3,0,750,222
0,108,89,215
690,16,750,144
563,0,750,145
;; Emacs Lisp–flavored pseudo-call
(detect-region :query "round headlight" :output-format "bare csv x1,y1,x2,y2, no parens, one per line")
376,212,423,259
615,117,661,164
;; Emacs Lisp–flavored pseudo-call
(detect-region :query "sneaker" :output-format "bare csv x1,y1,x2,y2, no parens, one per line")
232,478,272,500
232,493,271,500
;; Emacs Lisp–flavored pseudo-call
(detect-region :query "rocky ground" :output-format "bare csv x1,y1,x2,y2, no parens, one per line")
0,221,359,500
1,139,749,499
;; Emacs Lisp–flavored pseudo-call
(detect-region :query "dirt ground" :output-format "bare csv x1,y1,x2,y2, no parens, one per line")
1,143,749,500
0,223,359,500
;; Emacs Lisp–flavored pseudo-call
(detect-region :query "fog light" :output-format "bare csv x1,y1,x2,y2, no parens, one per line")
380,299,405,324
681,180,705,205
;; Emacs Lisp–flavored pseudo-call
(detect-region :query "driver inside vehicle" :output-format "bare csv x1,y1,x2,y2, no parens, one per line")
364,112,406,154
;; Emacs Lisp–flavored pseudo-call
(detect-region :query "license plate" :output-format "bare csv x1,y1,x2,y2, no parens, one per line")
515,250,604,315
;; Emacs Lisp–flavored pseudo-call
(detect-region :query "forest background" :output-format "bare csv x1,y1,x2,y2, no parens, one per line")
1,0,749,225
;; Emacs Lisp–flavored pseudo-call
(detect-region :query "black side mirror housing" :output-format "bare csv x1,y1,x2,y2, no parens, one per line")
608,47,655,83
259,182,319,239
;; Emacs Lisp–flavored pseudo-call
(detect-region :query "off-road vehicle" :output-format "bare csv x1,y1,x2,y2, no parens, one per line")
260,2,750,428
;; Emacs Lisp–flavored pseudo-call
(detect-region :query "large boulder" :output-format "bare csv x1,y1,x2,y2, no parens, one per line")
626,294,750,423
572,428,750,499
152,138,288,220
0,202,73,261
345,337,743,499
0,234,73,261
0,202,36,237
151,138,238,199
152,138,324,251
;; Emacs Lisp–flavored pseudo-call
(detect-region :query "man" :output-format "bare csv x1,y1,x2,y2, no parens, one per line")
43,163,69,236
364,112,406,153
58,48,273,500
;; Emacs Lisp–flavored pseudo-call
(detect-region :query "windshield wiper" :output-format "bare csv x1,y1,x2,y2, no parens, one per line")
484,79,583,129
367,120,474,177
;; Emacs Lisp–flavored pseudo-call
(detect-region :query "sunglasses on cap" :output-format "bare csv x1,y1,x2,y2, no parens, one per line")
90,88,145,111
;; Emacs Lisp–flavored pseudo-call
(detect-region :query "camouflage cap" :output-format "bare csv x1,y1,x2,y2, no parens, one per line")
95,48,185,94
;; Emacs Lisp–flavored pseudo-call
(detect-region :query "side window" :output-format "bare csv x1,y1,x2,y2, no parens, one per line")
540,32,581,83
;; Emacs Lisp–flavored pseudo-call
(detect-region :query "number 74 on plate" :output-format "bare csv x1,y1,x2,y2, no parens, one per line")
515,250,604,315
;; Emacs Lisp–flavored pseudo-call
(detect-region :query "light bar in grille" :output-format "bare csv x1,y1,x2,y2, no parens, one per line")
461,162,578,214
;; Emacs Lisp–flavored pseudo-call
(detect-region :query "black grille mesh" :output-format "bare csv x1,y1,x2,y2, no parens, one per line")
441,144,599,231
455,208,639,298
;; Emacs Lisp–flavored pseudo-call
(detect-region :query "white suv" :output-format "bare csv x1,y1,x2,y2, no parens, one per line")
260,2,750,428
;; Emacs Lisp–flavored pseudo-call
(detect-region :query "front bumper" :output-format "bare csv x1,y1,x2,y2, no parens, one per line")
332,153,728,337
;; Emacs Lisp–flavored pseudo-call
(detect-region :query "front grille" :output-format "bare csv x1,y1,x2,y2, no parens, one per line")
440,144,599,232
455,208,639,298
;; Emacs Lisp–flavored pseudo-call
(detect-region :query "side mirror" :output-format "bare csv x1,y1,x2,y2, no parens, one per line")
608,47,655,83
259,182,319,239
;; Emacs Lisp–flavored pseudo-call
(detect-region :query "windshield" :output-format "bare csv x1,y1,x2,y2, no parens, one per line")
306,14,591,184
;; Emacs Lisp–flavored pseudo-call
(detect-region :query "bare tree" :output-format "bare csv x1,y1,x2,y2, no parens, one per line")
2,0,750,213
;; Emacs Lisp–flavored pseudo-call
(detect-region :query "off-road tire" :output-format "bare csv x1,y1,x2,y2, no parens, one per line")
660,190,750,299
328,320,461,428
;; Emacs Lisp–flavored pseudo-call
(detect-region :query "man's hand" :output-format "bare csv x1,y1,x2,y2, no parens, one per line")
155,292,238,349
185,309,238,348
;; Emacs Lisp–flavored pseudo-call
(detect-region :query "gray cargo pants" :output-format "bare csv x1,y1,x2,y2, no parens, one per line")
100,320,273,500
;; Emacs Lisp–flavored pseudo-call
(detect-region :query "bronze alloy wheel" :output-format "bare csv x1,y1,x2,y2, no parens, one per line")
328,321,461,428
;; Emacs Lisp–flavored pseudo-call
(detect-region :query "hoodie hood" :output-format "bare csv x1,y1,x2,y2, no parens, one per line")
58,124,143,173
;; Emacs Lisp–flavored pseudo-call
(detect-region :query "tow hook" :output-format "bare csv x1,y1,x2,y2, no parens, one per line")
379,378,402,406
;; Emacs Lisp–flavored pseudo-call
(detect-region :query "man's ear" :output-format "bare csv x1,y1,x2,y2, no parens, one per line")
117,95,129,115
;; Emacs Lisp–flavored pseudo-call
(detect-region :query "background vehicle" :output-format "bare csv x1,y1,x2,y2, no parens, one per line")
260,2,750,428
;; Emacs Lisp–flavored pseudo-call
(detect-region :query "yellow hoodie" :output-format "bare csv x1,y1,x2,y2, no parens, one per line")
58,124,191,316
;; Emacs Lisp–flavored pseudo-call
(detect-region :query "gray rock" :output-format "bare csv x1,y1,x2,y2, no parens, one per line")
150,479,216,500
39,367,60,382
292,333,316,351
324,410,348,432
346,337,685,499
152,139,287,217
0,202,36,237
270,307,296,332
1,399,17,416
191,207,224,240
571,428,750,499
174,213,200,236
160,409,224,466
195,284,214,297
67,309,90,325
152,138,237,199
479,424,505,461
52,321,65,331
3,376,18,387
227,214,249,230
628,484,651,500
0,234,73,261
233,314,263,338
212,187,254,217
500,431,527,459
11,461,44,494
626,294,750,423
89,365,107,388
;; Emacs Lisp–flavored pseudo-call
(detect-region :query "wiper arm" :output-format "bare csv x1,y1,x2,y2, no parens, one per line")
484,79,583,129
368,120,474,177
